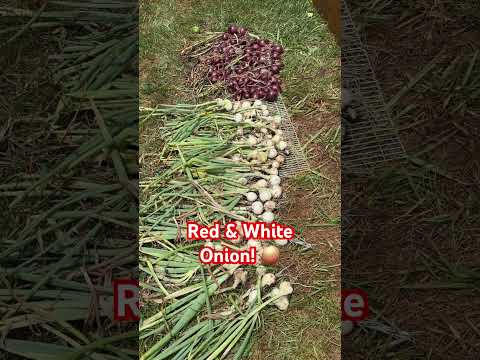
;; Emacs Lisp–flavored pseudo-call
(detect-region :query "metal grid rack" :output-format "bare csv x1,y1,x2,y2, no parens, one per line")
267,95,310,177
342,0,406,173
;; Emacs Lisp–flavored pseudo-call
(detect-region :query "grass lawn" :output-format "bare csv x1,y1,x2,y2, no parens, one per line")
140,1,341,359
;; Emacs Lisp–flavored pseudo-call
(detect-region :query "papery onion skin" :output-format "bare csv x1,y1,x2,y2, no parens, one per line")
262,245,280,265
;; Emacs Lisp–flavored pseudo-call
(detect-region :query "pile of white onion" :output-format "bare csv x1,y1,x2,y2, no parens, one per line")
223,99,289,224
221,99,291,253
242,266,294,311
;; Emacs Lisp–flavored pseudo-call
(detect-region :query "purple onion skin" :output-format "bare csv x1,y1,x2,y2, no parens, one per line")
202,25,285,101
267,90,278,101
272,45,283,54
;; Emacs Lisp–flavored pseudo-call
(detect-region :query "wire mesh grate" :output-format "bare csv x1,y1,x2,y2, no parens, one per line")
342,0,406,173
266,95,310,177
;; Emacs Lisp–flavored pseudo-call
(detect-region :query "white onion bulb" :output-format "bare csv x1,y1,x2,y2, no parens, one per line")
268,148,278,159
234,113,243,123
224,99,233,111
271,185,282,198
269,168,279,176
272,135,281,144
265,140,274,147
278,281,293,296
246,289,258,306
248,150,258,160
257,151,268,163
246,192,258,202
274,296,289,311
239,177,248,185
259,189,272,202
261,273,276,287
261,211,275,223
247,136,258,147
272,115,282,125
270,175,281,186
276,141,287,151
232,154,242,162
251,201,264,215
242,101,251,109
264,200,276,211
254,179,268,189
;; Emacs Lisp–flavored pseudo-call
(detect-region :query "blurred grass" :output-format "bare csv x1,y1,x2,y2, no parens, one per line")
342,0,480,358
0,1,138,358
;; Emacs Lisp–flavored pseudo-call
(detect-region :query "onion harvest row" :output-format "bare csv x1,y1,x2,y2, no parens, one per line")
140,98,290,233
139,100,294,359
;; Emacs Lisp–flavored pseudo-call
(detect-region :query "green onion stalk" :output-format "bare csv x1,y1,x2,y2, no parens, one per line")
140,99,290,359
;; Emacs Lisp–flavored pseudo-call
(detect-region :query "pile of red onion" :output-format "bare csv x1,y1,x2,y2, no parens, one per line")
199,25,284,101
